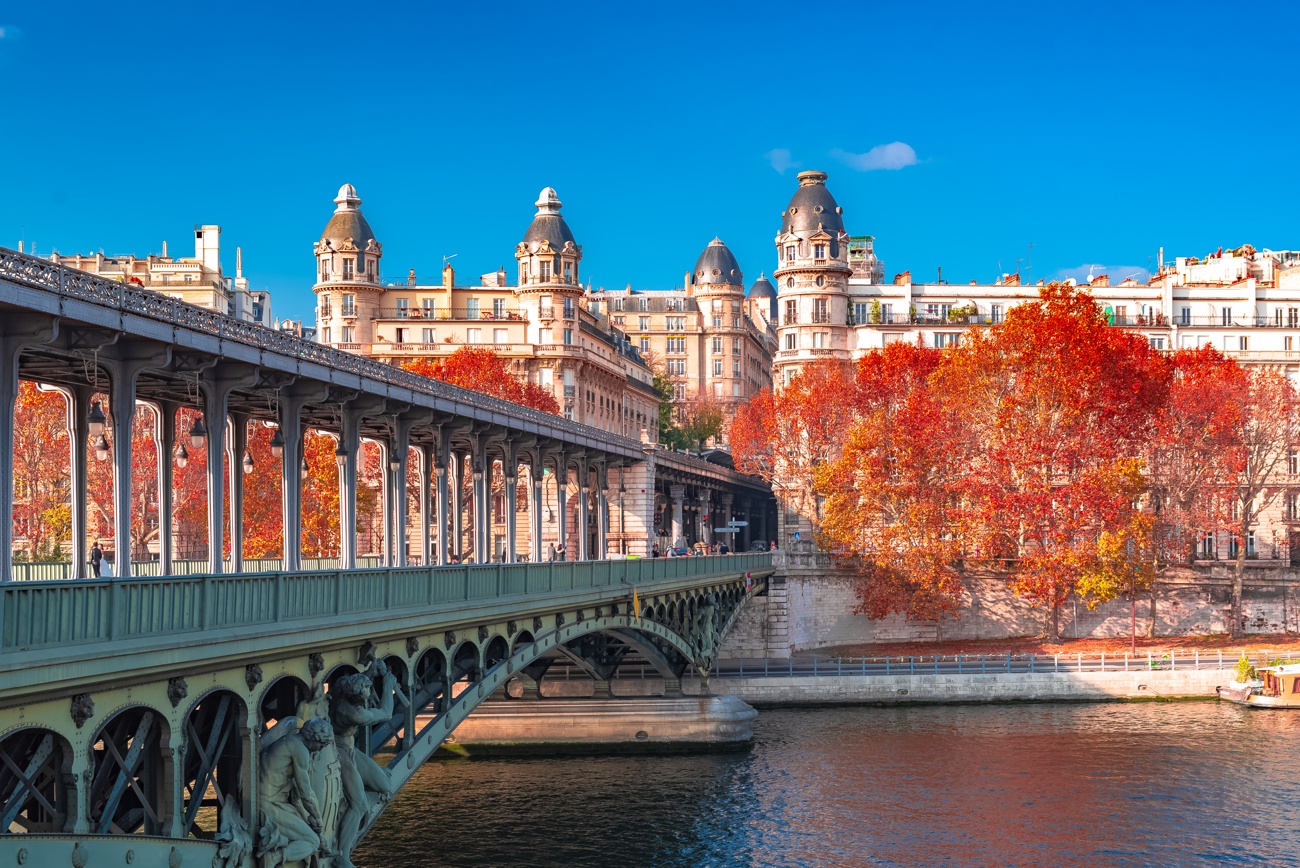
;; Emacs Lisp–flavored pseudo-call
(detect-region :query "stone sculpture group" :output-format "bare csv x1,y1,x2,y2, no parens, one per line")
252,660,402,868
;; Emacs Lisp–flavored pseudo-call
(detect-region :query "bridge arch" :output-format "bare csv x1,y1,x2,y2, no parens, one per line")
87,704,171,836
258,674,311,730
180,689,247,840
0,725,74,834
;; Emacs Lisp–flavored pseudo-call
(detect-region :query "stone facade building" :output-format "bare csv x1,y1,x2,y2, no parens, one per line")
45,226,273,325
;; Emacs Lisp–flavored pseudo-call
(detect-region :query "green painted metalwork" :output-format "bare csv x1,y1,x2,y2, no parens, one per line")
1,555,772,651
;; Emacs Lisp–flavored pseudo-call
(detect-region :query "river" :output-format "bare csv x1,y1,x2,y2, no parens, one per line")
357,701,1300,867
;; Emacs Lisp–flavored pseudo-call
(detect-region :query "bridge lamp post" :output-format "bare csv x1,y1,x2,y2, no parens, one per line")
242,451,255,475
189,415,207,448
269,428,285,458
174,443,188,468
93,433,110,462
87,399,106,438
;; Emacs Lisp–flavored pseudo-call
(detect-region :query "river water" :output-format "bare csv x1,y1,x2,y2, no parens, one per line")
358,702,1300,867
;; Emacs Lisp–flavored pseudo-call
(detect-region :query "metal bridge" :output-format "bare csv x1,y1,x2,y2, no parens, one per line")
0,553,772,866
0,248,778,866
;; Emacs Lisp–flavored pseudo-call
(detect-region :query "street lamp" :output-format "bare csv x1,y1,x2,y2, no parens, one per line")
242,450,254,475
335,441,348,469
269,429,285,459
93,434,110,461
389,456,402,473
175,443,189,468
87,400,106,437
189,415,207,448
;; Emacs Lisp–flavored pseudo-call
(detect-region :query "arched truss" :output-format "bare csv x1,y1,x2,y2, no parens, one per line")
0,726,74,834
87,705,169,836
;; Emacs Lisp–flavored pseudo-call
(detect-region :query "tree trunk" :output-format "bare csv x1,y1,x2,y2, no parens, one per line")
1232,517,1248,639
1147,576,1158,638
1047,599,1061,643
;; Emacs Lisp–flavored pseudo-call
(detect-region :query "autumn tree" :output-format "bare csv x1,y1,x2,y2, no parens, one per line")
12,382,71,561
815,342,965,620
404,347,560,414
662,392,727,451
1224,367,1300,637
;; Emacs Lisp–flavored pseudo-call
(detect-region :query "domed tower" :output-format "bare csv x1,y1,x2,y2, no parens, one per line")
690,237,746,403
772,170,852,389
514,188,583,338
314,184,383,347
747,273,777,328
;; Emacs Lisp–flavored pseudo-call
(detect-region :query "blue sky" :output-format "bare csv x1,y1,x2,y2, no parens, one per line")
3,1,1296,323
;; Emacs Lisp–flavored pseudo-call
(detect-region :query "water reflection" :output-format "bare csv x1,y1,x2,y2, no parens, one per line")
359,703,1300,867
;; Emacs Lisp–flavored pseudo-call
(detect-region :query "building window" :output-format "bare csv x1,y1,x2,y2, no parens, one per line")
712,359,723,376
786,245,796,261
341,326,354,343
1180,307,1191,325
467,328,482,344
494,328,508,344
934,333,961,348
712,337,723,354
667,317,685,330
540,295,553,318
733,315,741,329
1239,336,1249,352
733,338,741,355
540,328,553,344
784,300,797,326
423,298,436,315
712,316,723,328
812,332,825,349
813,298,829,323
395,327,407,344
466,298,480,319
732,381,741,397
564,263,572,283
492,298,506,318
563,368,575,397
1290,308,1299,328
423,328,436,343
1290,452,1299,476
1149,337,1165,350
343,260,354,280
990,304,1002,325
814,244,826,260
853,302,868,325
668,359,686,375
639,337,650,353
733,359,741,377
539,261,552,282
322,327,331,343
667,337,685,353
613,298,624,312
1288,492,1300,521
342,294,355,316
563,329,573,345
1288,337,1295,353
786,277,795,289
1222,307,1232,326
784,333,796,350
639,316,650,330
320,295,332,317
396,298,409,313
564,298,575,319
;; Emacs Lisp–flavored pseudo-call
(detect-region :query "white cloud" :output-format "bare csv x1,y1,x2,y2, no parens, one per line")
831,142,920,171
765,148,799,174
1054,264,1151,285
0,25,18,40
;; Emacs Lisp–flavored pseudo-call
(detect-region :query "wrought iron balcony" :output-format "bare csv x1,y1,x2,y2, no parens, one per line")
375,307,524,321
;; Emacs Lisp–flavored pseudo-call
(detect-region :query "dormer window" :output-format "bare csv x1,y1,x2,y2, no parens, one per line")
540,261,552,282
786,246,796,261
564,263,573,283
343,259,354,280
814,244,827,260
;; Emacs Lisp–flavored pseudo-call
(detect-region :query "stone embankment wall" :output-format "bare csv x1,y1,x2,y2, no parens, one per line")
723,548,1300,655
688,669,1231,705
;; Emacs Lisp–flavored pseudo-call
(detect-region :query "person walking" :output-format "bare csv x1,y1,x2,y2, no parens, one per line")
548,543,557,562
555,542,566,562
89,541,103,578
652,543,660,559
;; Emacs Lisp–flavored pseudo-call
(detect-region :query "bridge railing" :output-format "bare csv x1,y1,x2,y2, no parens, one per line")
8,556,386,581
713,649,1243,677
1,554,773,651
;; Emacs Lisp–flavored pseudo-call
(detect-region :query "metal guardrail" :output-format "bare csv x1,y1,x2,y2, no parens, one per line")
9,556,385,582
714,648,1253,677
1,553,773,651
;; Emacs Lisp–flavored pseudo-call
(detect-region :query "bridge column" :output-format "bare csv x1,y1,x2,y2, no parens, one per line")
155,401,179,575
228,412,249,573
434,443,449,566
698,491,713,547
504,468,518,564
578,483,590,561
391,425,413,568
719,493,734,550
670,484,685,549
417,443,433,566
202,366,258,574
530,457,545,563
63,386,93,579
338,408,362,570
277,384,328,572
0,320,57,583
450,453,463,561
596,464,609,560
477,446,492,564
554,454,568,560
104,349,171,579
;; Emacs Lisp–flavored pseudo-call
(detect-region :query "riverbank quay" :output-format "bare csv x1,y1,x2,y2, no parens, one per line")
685,652,1243,705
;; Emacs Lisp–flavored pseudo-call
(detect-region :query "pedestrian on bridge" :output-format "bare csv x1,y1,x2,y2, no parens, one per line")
89,542,103,578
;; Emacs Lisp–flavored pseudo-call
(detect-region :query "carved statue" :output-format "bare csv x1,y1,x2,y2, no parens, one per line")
330,666,397,868
212,793,253,868
256,717,334,865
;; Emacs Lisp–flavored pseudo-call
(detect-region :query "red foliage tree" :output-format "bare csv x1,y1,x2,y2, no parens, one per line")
13,383,70,561
404,348,560,415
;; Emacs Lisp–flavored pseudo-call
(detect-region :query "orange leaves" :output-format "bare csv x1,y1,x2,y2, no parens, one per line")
404,348,560,415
